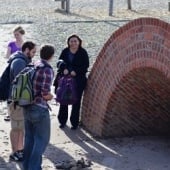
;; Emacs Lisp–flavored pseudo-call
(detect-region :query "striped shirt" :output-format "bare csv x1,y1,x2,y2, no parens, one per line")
33,60,54,109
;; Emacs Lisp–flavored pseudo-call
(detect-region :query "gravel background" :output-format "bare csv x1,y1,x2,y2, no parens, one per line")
0,1,169,170
0,0,169,69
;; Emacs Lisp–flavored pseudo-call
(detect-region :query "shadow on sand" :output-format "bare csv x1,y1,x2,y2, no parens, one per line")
45,125,121,169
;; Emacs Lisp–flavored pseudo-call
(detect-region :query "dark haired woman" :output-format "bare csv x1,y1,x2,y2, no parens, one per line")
55,34,89,130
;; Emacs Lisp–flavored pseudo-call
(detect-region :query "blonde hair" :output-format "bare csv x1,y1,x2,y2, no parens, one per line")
13,26,25,35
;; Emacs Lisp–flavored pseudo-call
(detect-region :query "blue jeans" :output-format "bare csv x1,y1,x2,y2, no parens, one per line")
23,105,50,170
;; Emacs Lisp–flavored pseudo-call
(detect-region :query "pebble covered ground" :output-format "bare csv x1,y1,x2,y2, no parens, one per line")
0,0,170,169
0,0,169,68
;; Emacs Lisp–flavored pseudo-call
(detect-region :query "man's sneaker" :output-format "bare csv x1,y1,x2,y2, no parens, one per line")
16,150,24,161
9,151,23,162
17,149,24,156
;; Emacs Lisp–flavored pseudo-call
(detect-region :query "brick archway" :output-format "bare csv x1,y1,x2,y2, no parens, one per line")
81,18,170,137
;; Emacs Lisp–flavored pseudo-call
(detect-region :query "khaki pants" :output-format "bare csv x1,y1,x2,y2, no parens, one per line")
8,102,24,130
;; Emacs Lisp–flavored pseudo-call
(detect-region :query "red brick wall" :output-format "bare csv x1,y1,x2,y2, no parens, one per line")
81,18,170,137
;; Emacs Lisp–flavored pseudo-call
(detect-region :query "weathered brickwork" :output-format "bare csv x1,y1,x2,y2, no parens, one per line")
81,18,170,137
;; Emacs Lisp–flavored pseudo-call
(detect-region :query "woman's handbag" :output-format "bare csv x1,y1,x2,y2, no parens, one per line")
55,75,78,105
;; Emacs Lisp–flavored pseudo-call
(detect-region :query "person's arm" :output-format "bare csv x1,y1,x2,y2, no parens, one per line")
5,47,11,58
41,68,54,101
58,49,69,75
12,59,26,78
43,93,53,100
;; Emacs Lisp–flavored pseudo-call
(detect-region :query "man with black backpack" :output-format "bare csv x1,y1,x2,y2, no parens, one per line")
8,41,36,162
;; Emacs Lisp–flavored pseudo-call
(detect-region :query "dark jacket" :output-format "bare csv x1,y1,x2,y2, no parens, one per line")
9,51,32,82
54,47,89,95
58,47,89,77
9,51,32,99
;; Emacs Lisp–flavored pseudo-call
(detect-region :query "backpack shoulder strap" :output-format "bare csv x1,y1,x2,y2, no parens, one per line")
13,56,27,63
8,56,27,67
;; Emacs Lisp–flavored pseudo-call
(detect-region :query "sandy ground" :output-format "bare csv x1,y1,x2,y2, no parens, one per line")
0,0,170,169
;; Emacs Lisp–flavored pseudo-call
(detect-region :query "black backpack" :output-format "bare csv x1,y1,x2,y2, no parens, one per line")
0,64,11,100
0,57,26,101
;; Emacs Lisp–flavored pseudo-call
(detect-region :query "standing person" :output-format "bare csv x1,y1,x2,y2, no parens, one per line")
5,26,25,59
4,26,25,121
23,45,55,170
9,41,36,161
54,34,89,130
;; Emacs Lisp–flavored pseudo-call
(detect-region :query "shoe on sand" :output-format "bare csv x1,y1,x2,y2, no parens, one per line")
4,115,10,121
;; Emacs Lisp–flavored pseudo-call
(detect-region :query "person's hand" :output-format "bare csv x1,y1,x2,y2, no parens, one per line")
43,93,53,101
63,69,69,75
70,71,76,77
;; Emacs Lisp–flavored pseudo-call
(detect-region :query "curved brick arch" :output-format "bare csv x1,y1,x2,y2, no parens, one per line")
81,18,170,137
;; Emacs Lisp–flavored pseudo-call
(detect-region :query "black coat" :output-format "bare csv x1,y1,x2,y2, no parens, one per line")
54,47,89,97
58,47,89,77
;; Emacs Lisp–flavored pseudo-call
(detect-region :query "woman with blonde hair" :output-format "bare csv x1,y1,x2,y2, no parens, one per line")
4,26,25,122
5,26,25,59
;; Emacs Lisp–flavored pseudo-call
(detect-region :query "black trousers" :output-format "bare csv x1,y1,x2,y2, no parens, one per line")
58,100,81,128
57,76,86,128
